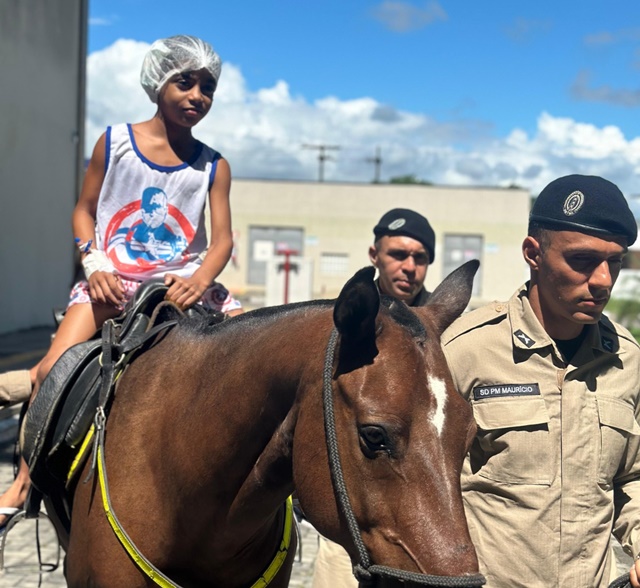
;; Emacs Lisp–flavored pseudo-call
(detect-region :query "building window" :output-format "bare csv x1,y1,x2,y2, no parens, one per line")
320,253,350,277
248,226,304,285
443,234,483,297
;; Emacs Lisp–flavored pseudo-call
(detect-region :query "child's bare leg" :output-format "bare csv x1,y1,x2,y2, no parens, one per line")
0,302,121,525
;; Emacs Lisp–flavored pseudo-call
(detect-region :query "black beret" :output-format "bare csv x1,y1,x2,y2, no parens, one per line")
530,174,637,246
373,208,436,262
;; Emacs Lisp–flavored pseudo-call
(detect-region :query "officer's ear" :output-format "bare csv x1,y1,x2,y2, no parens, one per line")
522,236,542,271
368,244,379,267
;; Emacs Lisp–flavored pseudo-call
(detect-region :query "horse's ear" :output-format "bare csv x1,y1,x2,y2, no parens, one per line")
333,266,379,344
425,260,479,336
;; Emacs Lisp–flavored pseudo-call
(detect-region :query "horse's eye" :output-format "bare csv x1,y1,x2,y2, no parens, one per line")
359,425,392,458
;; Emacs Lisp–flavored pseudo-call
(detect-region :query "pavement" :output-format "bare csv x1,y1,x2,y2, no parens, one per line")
0,326,634,586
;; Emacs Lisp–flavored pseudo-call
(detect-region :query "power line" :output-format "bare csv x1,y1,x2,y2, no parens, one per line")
302,144,340,182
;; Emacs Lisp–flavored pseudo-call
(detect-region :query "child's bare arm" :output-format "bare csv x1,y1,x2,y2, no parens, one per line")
165,158,233,309
73,133,125,306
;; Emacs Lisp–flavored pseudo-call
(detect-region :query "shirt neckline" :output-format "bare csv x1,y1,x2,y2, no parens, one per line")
127,123,203,172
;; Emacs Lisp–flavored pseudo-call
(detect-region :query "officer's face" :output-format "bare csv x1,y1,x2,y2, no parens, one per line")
369,235,430,303
525,230,627,338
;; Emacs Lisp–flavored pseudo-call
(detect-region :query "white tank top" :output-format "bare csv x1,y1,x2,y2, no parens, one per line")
95,123,221,281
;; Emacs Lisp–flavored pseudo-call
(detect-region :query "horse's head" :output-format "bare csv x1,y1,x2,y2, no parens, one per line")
294,261,481,584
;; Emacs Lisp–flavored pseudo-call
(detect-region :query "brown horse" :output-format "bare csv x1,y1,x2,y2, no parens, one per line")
63,261,482,587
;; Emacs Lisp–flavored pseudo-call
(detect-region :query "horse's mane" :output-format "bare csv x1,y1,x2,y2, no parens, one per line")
177,298,335,337
176,294,427,345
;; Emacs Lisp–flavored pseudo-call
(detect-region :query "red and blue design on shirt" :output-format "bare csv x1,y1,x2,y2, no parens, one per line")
104,186,196,276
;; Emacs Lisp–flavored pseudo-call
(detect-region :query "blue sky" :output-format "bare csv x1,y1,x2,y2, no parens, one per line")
86,0,640,195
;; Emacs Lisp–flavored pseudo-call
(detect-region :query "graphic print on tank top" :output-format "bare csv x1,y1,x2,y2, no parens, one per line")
104,186,196,276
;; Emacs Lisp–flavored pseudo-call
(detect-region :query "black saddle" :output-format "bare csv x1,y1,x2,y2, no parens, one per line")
22,280,221,522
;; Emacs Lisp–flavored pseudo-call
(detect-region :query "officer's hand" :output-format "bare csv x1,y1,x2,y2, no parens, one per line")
164,273,208,310
629,558,640,588
88,271,126,306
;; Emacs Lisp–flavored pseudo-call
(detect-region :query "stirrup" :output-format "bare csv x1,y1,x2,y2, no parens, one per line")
0,508,61,573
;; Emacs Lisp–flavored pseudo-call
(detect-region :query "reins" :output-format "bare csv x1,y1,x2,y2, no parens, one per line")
609,573,631,588
322,327,486,587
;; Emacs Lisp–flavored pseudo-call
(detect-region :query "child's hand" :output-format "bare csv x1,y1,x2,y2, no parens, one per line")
164,274,208,310
88,271,126,306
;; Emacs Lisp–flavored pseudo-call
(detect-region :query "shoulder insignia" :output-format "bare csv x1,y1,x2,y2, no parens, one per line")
601,337,614,352
514,329,535,348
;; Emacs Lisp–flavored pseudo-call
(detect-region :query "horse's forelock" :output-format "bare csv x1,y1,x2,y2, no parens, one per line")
381,296,426,342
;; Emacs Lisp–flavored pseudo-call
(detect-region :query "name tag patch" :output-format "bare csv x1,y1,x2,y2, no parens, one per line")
473,383,540,400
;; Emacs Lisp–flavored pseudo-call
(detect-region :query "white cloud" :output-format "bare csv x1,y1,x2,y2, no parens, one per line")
89,17,113,26
86,40,640,197
370,1,447,33
571,70,640,107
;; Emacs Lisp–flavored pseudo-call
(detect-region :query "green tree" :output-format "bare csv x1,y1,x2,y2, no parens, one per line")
607,273,640,344
389,175,433,185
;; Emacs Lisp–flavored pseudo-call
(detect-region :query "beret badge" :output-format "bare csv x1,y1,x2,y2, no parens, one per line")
563,191,584,217
388,218,406,230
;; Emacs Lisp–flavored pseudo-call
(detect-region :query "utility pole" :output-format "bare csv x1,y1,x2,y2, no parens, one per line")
366,146,383,183
302,144,340,182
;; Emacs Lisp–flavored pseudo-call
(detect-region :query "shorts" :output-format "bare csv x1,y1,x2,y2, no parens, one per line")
68,278,243,315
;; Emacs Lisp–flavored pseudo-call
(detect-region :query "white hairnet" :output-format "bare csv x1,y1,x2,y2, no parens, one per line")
140,35,221,103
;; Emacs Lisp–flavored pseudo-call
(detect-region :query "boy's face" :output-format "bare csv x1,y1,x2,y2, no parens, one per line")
159,68,216,127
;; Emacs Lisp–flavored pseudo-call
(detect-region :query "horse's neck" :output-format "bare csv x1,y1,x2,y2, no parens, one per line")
184,316,328,557
196,308,329,532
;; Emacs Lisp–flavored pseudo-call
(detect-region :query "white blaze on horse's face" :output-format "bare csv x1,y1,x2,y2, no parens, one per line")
428,375,447,436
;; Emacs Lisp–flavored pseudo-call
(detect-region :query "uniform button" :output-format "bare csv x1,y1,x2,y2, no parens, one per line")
495,304,504,312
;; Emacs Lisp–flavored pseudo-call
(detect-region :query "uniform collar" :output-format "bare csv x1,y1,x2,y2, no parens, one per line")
507,283,619,360
508,284,554,352
373,279,430,307
410,286,431,307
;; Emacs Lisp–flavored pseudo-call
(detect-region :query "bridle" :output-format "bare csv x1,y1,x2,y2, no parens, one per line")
322,327,486,587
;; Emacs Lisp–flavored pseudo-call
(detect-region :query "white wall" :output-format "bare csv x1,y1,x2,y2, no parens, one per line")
0,0,87,334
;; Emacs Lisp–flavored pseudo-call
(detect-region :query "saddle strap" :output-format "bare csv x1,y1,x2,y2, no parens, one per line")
86,318,179,481
96,440,294,587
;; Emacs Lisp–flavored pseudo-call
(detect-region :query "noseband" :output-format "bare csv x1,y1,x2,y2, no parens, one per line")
322,328,486,587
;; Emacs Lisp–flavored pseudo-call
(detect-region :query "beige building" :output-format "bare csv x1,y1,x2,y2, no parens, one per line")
218,179,531,310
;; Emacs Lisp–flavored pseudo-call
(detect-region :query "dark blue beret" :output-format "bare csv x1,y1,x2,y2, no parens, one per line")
530,174,637,246
373,208,436,262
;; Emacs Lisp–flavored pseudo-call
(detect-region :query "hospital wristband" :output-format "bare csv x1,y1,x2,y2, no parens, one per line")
75,237,93,253
81,250,116,280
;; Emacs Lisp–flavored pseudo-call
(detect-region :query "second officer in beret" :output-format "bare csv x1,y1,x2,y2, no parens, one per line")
369,208,436,306
442,174,640,587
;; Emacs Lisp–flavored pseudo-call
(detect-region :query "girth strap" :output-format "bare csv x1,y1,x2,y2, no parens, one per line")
96,439,294,588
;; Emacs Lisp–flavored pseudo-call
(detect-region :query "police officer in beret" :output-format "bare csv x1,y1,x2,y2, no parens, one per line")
442,174,640,587
369,208,435,306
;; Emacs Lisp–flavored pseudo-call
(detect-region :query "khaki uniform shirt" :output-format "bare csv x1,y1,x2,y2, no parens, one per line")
442,284,640,588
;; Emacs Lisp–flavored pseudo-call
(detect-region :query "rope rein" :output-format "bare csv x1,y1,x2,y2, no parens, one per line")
321,327,486,587
609,573,631,588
